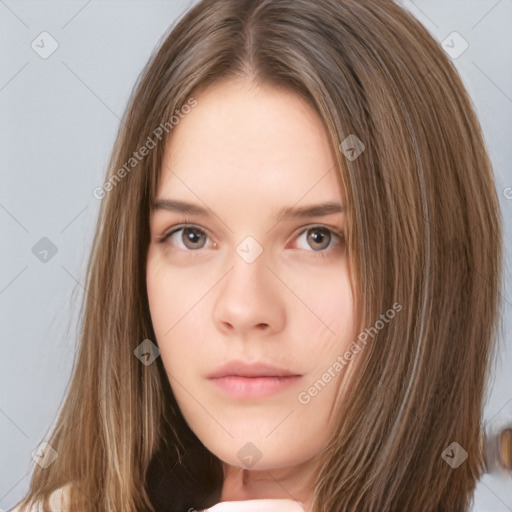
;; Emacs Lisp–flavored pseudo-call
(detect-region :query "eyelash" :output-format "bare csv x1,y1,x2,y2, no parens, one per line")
157,223,345,257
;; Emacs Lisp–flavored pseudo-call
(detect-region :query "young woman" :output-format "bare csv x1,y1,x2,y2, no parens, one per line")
11,0,503,511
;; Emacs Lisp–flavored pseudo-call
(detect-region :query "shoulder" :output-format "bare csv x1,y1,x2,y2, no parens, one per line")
9,484,71,512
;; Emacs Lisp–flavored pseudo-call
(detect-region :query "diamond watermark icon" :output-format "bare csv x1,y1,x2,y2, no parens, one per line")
32,237,58,263
442,31,469,60
236,236,263,264
441,441,468,468
31,441,58,468
31,31,59,59
134,339,160,366
237,441,263,468
339,134,365,161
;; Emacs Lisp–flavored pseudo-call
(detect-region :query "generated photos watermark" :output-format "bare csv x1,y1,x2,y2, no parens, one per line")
93,97,198,199
297,302,403,405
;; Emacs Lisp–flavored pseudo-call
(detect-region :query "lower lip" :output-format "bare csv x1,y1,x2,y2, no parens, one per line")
209,375,301,398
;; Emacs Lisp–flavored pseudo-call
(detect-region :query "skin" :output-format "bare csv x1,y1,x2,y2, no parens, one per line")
146,77,357,508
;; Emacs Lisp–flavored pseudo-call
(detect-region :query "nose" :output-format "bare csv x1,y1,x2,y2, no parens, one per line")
212,245,286,337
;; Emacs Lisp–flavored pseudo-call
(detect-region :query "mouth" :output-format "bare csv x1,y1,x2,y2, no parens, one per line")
207,360,302,398
209,375,302,398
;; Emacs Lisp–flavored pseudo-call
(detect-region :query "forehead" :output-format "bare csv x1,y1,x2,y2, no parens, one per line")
157,78,345,209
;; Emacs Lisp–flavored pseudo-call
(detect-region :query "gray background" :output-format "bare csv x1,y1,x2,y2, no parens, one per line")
0,1,511,510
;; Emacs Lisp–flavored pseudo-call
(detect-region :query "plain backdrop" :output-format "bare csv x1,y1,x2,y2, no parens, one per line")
1,1,511,510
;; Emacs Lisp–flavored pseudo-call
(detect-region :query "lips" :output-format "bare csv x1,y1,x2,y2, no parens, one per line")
207,360,302,399
207,360,301,379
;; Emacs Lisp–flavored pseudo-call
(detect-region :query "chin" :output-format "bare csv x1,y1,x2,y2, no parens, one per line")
205,438,312,472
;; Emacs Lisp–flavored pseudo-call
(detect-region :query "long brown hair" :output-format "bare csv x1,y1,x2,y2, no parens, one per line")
17,0,503,511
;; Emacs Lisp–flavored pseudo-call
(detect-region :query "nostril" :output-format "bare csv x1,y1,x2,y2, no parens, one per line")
222,321,235,331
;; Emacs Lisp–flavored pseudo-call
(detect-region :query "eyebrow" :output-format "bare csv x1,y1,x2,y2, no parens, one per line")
152,199,344,222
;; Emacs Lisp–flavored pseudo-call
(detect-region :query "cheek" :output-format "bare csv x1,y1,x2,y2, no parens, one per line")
146,257,211,381
146,258,186,359
295,270,354,354
146,251,200,336
147,263,175,337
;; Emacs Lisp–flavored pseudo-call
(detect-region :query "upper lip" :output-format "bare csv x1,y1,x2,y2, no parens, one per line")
208,360,301,378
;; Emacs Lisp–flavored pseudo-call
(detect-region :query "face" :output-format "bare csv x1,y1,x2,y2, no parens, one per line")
146,78,356,472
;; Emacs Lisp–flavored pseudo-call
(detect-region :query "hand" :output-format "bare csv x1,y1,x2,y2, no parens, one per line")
202,498,306,512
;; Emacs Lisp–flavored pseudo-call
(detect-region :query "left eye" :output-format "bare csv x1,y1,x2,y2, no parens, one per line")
293,226,343,252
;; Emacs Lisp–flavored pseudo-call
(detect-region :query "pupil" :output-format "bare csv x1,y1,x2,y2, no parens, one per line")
184,228,204,249
309,228,330,250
